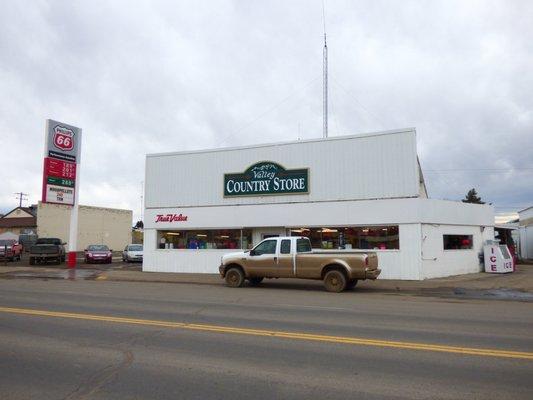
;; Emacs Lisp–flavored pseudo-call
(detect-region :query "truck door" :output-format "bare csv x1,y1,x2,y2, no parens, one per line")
247,239,278,277
276,239,295,278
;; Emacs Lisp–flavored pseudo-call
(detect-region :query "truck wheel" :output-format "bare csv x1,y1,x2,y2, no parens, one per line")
249,277,264,286
324,270,347,293
346,279,358,289
225,267,245,288
29,257,35,265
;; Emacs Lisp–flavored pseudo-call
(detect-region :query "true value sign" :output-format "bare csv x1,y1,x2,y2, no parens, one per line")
224,161,309,197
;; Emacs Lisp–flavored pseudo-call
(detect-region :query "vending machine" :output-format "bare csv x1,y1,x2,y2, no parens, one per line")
483,242,514,273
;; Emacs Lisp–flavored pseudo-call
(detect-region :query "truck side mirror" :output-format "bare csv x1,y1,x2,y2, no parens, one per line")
250,249,256,256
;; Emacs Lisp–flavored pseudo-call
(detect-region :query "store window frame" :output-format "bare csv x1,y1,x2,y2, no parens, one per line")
157,229,253,250
443,234,473,251
289,225,400,251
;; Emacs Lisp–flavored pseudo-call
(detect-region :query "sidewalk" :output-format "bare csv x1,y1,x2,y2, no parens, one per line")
1,263,532,297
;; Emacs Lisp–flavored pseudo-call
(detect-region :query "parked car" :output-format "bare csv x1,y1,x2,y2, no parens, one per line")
122,244,143,263
85,244,113,264
219,236,381,292
0,239,23,261
29,238,66,265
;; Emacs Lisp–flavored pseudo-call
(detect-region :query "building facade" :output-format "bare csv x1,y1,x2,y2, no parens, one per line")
143,129,494,280
0,206,37,236
518,206,533,260
37,202,132,251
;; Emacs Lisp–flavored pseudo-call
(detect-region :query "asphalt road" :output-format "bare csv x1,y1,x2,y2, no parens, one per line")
0,278,532,400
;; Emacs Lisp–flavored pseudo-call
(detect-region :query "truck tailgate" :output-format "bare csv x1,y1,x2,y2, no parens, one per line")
367,253,378,269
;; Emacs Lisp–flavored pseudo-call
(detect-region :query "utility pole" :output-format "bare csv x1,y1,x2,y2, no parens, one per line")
14,192,28,207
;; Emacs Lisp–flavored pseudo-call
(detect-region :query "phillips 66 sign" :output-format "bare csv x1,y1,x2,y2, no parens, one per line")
53,125,75,151
42,119,82,205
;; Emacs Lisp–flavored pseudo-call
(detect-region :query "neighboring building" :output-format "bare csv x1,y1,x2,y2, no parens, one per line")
142,128,494,280
0,206,37,236
518,206,533,260
37,202,132,251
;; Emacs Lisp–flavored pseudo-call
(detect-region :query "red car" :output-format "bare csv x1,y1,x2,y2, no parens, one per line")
84,244,112,264
0,239,23,261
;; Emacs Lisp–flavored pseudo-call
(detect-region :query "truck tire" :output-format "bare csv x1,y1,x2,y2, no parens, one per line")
29,257,35,265
324,270,347,292
249,277,264,286
225,267,245,288
346,279,358,289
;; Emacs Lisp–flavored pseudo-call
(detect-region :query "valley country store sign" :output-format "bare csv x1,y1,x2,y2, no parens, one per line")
224,161,309,197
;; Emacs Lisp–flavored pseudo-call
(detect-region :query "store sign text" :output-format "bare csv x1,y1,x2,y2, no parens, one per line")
155,213,188,223
224,161,309,197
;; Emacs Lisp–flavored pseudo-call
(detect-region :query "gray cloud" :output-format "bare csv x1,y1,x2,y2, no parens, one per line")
0,0,532,221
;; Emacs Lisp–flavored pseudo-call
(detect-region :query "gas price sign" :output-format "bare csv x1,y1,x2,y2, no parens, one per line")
42,120,82,205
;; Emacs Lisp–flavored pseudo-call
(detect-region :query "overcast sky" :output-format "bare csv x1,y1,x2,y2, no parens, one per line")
1,0,531,223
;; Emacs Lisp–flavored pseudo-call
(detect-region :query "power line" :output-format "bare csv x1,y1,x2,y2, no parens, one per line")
331,78,389,129
219,76,321,146
425,168,533,173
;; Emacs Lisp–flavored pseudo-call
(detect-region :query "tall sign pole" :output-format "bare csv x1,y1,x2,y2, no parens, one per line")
322,0,328,138
323,32,328,138
42,119,82,268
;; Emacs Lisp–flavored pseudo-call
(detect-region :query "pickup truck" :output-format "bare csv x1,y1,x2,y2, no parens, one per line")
29,238,66,265
219,236,381,292
0,239,23,261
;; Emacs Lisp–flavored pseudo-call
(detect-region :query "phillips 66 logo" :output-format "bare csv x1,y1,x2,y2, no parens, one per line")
53,125,75,151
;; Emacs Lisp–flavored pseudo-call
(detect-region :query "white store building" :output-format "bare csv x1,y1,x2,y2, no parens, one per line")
143,128,494,280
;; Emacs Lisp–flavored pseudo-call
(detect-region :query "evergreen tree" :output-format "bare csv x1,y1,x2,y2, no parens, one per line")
462,188,485,204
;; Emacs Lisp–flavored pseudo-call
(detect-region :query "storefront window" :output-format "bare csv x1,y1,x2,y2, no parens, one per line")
158,229,252,250
443,234,473,250
290,226,400,250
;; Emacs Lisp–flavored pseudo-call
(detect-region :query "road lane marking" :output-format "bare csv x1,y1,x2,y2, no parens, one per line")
0,306,532,360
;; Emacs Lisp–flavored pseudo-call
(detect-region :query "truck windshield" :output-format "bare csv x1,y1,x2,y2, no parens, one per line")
296,239,311,252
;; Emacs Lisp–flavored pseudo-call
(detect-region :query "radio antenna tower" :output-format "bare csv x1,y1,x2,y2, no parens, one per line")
322,0,328,138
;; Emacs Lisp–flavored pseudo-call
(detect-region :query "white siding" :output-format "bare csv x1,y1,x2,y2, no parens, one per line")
421,224,486,279
519,226,533,259
144,198,493,231
376,224,421,280
145,129,420,208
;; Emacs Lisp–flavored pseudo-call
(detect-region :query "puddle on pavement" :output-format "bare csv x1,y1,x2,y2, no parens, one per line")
453,288,533,301
0,269,101,281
